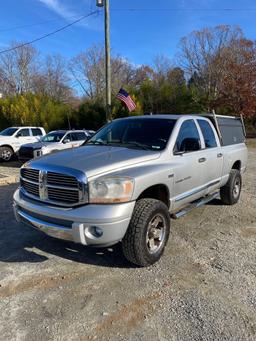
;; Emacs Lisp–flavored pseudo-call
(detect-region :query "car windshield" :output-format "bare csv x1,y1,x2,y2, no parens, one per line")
0,127,18,136
42,132,66,143
87,118,177,151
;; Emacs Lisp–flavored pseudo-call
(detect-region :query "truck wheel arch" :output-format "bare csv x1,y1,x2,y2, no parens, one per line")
232,160,241,171
0,144,14,153
137,184,170,209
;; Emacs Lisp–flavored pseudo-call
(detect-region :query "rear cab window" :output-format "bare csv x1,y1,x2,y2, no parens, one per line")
32,128,43,136
197,119,217,148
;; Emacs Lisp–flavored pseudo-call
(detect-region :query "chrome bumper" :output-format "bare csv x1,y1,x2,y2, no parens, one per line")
13,189,135,247
16,209,73,241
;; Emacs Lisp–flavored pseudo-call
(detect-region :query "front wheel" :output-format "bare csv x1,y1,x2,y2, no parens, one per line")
122,199,170,267
0,146,14,162
220,169,242,205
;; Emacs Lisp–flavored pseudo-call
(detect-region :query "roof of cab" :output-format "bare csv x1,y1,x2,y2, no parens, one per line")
117,114,199,120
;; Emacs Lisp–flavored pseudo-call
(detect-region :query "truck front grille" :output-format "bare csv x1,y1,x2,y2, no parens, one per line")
47,172,78,188
48,187,79,204
20,167,87,207
21,168,39,182
21,178,40,197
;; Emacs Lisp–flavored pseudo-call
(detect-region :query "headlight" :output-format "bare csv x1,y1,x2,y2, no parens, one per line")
41,146,49,154
89,176,134,204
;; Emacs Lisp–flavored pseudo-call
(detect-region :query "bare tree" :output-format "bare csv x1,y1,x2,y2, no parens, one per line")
33,54,72,102
178,25,243,109
69,44,137,101
0,42,38,96
69,45,105,100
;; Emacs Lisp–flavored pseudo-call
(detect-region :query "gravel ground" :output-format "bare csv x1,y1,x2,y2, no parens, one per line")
0,160,23,183
0,149,255,341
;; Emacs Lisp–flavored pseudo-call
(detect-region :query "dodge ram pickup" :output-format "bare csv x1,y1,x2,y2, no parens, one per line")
0,126,46,161
13,114,248,266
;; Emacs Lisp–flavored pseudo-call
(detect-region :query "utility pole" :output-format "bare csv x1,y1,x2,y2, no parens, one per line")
97,0,111,122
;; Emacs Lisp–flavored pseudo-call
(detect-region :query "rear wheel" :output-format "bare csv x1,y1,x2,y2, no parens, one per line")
220,169,242,205
122,198,170,267
0,146,13,162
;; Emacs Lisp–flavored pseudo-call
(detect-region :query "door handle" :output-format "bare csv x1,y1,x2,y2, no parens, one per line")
198,157,206,163
217,153,223,158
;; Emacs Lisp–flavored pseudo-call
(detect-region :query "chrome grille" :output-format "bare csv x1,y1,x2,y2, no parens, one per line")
20,167,87,207
48,187,79,204
21,168,39,182
47,172,78,188
21,178,40,197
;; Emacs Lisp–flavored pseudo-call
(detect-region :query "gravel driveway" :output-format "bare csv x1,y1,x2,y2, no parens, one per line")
0,149,255,341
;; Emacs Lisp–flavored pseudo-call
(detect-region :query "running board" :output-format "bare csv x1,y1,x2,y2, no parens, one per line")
171,192,219,219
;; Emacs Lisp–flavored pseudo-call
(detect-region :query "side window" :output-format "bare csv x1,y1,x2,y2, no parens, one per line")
72,132,86,141
17,128,30,137
174,120,201,153
198,120,217,148
63,133,72,143
32,128,43,136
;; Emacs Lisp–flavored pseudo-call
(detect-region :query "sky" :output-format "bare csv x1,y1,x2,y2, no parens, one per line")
0,0,255,67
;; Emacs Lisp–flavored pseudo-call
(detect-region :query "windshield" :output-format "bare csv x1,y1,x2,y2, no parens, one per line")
0,127,18,136
42,132,65,143
87,118,177,151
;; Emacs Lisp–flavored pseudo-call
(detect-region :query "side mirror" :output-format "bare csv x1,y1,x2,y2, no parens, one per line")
180,138,201,152
173,150,184,156
63,139,71,144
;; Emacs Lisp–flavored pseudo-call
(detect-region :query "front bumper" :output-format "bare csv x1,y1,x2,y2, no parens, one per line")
18,148,42,160
13,189,135,247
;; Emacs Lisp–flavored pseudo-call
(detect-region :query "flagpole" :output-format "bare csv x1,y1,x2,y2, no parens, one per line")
105,0,111,122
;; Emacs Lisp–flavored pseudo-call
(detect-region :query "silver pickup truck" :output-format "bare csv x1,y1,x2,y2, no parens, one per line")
13,114,247,266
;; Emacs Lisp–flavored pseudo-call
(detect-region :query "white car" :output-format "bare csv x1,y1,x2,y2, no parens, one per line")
0,127,46,161
18,130,91,160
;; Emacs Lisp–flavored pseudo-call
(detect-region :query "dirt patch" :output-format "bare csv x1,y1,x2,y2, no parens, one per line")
0,271,87,299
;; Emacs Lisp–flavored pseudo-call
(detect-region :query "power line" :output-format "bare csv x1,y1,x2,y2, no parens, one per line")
0,14,91,33
0,7,254,34
111,8,256,12
0,10,99,55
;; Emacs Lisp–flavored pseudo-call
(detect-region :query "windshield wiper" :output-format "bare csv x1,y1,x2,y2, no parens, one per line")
124,142,151,150
87,140,110,146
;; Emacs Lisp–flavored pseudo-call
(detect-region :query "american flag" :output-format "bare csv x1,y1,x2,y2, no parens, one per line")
116,88,136,112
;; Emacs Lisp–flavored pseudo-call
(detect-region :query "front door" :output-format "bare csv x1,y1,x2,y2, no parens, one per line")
16,128,34,145
171,119,207,210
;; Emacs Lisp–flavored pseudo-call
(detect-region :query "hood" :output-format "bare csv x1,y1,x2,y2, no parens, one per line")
20,142,55,149
28,145,161,178
21,142,43,149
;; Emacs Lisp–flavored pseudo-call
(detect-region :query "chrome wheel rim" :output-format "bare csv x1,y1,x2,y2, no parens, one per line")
146,214,166,254
233,177,241,198
2,149,12,161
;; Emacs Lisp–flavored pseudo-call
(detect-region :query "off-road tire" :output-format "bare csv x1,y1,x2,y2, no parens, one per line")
122,198,170,267
220,169,242,205
0,146,13,162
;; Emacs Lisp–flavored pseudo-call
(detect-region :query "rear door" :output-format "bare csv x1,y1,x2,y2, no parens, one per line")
31,128,44,142
197,119,223,193
71,132,87,147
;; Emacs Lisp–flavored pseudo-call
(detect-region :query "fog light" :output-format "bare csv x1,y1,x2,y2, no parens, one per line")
86,226,103,238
